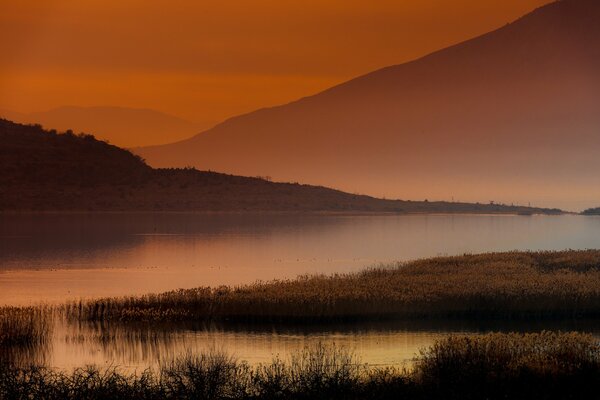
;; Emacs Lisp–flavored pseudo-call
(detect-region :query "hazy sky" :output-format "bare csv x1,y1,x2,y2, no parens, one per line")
1,0,550,124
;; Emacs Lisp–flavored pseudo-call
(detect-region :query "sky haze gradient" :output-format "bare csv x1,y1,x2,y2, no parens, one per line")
1,0,550,124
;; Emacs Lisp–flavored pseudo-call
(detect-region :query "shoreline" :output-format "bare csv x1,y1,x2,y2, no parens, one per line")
0,209,571,216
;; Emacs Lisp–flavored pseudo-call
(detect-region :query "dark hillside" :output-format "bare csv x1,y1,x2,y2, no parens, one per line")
0,120,150,186
0,119,562,214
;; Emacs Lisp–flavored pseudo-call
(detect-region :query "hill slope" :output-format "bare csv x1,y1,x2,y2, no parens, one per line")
135,0,600,210
0,119,560,214
0,106,206,147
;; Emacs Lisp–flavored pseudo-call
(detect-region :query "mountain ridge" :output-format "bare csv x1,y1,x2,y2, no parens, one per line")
135,0,600,210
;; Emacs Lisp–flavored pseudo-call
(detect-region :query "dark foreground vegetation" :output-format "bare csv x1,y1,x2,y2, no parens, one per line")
68,250,600,323
1,332,598,400
0,119,562,214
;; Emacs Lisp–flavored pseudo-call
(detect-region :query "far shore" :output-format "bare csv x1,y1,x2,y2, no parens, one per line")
0,209,572,216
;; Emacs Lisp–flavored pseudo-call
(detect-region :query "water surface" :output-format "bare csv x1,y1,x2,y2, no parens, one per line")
2,213,600,305
3,213,600,370
10,318,600,371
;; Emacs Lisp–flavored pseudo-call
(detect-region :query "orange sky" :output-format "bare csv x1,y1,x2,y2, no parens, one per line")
0,0,551,124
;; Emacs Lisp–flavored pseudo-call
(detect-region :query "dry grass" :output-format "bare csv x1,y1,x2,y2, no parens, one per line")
66,250,600,322
0,333,599,399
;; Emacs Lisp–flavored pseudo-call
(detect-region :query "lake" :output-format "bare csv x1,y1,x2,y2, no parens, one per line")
2,213,600,370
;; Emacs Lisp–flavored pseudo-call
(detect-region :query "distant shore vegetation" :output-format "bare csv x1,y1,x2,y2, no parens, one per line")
582,207,600,215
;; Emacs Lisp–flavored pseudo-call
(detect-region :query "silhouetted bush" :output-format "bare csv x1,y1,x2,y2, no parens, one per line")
1,333,599,399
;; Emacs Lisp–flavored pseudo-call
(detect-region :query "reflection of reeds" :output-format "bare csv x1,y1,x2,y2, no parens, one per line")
63,320,180,365
0,307,52,366
67,251,600,323
0,307,50,347
0,333,598,399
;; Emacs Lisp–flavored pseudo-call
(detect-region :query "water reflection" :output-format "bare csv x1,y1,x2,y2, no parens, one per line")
0,343,50,367
3,213,600,370
3,213,600,305
19,319,597,372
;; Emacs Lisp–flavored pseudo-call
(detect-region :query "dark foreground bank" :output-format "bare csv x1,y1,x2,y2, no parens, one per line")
1,332,598,400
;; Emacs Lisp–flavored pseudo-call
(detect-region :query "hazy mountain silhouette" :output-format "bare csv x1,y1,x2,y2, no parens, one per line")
135,0,600,210
0,119,560,214
0,106,208,147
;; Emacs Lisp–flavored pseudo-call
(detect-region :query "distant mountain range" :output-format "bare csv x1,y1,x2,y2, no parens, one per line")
135,0,600,211
0,106,209,147
0,119,561,214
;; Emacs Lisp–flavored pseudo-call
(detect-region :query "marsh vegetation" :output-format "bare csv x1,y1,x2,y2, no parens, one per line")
0,307,51,366
3,251,600,398
0,333,598,399
66,250,600,323
0,307,50,348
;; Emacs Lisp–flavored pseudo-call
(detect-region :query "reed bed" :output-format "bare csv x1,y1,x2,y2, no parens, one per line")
0,307,52,367
0,307,50,348
415,331,600,398
66,250,600,323
0,332,598,399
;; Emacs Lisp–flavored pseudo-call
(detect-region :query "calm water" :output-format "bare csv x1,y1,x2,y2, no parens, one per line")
9,319,600,371
2,213,600,369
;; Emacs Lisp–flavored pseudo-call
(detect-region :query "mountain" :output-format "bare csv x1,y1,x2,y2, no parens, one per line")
135,0,600,211
0,106,208,147
0,119,560,214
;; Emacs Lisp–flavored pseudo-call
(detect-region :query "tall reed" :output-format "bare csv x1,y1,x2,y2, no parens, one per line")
0,307,50,348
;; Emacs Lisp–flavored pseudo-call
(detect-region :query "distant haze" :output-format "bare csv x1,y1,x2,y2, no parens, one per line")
0,0,549,123
136,0,600,211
